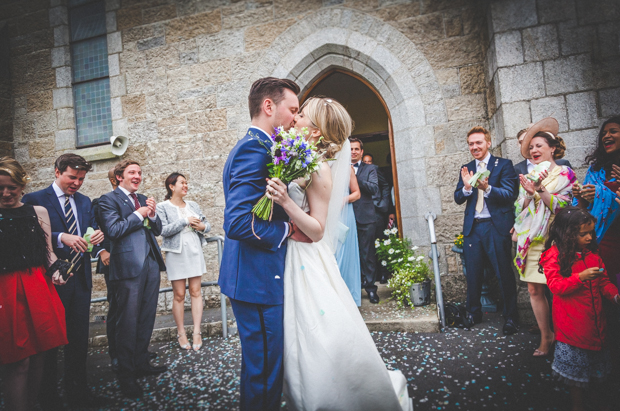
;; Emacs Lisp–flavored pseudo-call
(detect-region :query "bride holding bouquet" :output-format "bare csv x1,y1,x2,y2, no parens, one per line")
266,97,412,411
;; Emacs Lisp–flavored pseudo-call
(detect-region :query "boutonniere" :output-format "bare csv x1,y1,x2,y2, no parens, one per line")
143,218,151,229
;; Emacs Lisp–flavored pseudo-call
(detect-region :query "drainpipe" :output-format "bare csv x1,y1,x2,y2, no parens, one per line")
425,212,446,330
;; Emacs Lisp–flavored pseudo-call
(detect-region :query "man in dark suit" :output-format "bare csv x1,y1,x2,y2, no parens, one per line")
454,126,520,335
23,153,107,409
364,153,391,283
514,128,572,176
98,159,167,398
350,138,380,303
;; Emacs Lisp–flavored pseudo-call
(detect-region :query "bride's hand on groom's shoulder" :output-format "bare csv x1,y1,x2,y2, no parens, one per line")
266,178,290,206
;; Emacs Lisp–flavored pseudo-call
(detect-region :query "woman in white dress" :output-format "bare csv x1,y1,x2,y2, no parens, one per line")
266,97,413,411
156,173,210,351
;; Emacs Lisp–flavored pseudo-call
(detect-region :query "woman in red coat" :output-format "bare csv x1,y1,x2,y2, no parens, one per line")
0,157,71,411
540,207,620,411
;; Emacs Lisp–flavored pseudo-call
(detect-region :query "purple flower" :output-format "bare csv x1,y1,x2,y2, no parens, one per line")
274,134,283,143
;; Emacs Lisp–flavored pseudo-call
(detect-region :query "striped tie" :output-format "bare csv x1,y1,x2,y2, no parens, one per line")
64,195,82,275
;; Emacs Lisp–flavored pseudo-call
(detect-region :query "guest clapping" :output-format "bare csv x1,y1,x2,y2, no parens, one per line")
0,157,70,411
513,118,576,357
156,173,210,352
573,116,620,286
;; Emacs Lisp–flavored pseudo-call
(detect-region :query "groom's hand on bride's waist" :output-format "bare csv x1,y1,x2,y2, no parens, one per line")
288,221,312,243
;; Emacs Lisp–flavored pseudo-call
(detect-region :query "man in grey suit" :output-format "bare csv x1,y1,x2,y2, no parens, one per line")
351,138,380,303
514,128,572,176
98,160,167,398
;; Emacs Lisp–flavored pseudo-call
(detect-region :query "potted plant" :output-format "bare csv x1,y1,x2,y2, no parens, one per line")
376,228,431,308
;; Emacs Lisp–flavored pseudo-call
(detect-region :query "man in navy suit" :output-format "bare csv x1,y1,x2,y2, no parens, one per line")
454,126,520,335
219,77,310,411
98,159,167,398
23,153,107,409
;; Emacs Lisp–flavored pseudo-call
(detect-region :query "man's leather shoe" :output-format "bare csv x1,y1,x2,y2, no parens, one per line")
148,351,158,360
379,275,388,284
368,290,380,304
503,319,519,335
465,313,482,328
119,378,143,399
135,364,168,376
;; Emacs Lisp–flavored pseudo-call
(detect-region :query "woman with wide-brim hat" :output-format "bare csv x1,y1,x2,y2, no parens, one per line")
513,117,576,357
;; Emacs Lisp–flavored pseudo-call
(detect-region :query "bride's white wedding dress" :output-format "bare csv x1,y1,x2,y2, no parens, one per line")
282,181,413,411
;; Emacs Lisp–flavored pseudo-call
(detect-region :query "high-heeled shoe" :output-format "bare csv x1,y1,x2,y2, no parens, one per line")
177,333,190,350
192,332,202,351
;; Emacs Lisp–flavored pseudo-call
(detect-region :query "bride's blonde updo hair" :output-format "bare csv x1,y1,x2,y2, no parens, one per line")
299,97,354,159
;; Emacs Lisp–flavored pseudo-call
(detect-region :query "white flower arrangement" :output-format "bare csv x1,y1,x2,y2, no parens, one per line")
383,239,391,246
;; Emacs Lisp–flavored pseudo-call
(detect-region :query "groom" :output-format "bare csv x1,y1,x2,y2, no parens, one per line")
219,77,311,410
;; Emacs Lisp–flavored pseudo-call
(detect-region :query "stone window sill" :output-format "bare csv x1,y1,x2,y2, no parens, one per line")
74,144,118,162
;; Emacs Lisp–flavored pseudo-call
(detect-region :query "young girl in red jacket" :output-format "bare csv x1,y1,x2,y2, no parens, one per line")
540,207,620,411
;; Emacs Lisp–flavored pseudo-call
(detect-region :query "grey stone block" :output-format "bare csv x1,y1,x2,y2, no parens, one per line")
497,63,545,103
57,108,75,130
105,0,120,11
107,32,122,54
49,6,68,27
537,0,576,23
217,80,250,108
109,75,126,97
558,20,596,56
108,53,120,77
522,25,559,62
106,11,116,33
55,66,72,88
531,96,569,132
501,101,531,138
599,88,620,118
53,88,73,109
51,46,70,68
54,25,69,47
55,129,76,151
197,30,244,62
112,118,128,136
491,0,538,32
495,30,523,67
110,97,122,120
544,55,594,95
567,92,598,130
137,36,165,51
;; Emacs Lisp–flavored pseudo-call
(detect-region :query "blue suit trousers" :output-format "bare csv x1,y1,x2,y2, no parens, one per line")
464,220,518,321
230,298,283,411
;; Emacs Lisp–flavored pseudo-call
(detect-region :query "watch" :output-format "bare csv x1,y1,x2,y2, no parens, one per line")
536,187,545,193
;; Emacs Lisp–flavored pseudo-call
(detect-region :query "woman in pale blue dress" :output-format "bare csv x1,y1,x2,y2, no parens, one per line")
336,166,362,306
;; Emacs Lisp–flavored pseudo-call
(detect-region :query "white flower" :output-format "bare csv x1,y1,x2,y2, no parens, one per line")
412,246,419,250
391,228,398,235
408,256,415,261
381,261,387,266
384,229,390,236
388,249,394,254
398,258,403,262
383,239,391,246
416,255,425,261
374,240,380,248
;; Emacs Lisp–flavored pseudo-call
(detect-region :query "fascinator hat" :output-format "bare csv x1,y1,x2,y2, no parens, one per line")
520,117,559,159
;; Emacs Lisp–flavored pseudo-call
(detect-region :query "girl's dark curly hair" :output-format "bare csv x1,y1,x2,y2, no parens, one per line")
539,206,598,277
585,116,620,172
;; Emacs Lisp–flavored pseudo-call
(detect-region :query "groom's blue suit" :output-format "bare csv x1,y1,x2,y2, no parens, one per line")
219,127,289,411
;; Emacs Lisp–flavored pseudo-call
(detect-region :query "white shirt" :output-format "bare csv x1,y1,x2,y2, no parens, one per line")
53,182,81,248
462,152,493,219
249,126,289,246
526,159,534,174
118,185,156,222
353,160,362,175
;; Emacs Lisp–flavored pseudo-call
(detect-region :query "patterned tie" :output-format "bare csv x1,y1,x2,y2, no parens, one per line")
475,161,486,213
64,195,82,274
129,193,140,210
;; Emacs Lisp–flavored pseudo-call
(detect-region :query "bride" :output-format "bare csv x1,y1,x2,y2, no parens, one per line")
266,97,413,411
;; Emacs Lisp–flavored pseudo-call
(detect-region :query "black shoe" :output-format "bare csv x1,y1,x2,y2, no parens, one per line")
111,358,119,373
135,364,168,376
379,275,388,284
465,313,482,328
119,377,143,399
368,290,380,304
503,318,519,335
66,389,111,408
148,351,158,360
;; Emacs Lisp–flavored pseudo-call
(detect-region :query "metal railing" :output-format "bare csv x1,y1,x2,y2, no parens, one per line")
425,212,446,330
90,236,229,338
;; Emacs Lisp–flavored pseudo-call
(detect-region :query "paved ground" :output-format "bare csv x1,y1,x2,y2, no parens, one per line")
4,311,618,410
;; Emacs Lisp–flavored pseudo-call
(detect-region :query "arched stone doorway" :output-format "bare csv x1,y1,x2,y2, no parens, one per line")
253,7,449,245
301,69,402,229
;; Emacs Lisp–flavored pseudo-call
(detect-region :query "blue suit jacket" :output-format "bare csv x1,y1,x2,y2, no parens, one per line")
23,185,102,289
454,155,518,237
98,188,166,281
219,128,288,305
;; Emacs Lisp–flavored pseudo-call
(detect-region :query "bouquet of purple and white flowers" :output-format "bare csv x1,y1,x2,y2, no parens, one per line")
252,126,324,221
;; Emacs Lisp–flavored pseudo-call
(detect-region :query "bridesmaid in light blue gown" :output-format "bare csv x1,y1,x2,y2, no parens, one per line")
336,166,362,306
